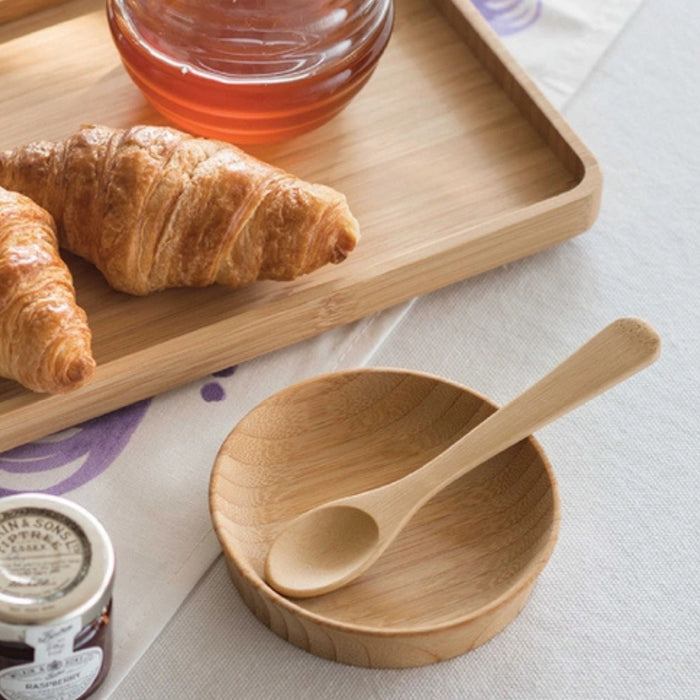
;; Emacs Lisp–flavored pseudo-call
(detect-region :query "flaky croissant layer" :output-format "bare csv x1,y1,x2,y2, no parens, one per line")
0,125,360,295
0,186,95,393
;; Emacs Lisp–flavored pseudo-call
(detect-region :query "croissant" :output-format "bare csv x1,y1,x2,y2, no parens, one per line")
0,186,95,393
0,124,359,295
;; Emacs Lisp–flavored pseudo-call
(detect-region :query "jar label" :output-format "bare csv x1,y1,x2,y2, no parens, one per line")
0,507,91,606
0,620,102,700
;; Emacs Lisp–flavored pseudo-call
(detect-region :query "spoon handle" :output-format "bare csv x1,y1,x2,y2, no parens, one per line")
390,317,660,511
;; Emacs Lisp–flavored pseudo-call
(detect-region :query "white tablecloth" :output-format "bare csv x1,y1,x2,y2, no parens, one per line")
109,0,700,697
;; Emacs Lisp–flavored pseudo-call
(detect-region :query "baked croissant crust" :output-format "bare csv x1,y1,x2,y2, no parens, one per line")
0,124,359,295
0,186,95,393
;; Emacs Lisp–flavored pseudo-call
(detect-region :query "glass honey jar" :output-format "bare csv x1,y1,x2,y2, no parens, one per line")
107,0,395,144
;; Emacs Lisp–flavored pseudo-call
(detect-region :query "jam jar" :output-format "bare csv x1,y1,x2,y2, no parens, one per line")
0,494,115,700
107,0,395,143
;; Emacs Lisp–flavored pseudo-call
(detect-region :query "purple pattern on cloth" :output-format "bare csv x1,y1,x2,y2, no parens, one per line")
201,383,226,402
473,0,542,35
0,364,239,495
201,366,237,402
0,399,152,496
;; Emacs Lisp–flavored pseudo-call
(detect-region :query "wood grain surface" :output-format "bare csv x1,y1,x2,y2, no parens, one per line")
210,368,560,666
0,0,70,25
0,0,601,450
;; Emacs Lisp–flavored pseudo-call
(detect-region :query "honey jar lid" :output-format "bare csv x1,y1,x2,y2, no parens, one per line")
0,494,115,641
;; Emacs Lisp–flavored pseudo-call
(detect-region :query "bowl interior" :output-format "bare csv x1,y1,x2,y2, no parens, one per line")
211,368,559,630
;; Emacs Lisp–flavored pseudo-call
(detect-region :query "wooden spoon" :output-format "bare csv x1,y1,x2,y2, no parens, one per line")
265,317,660,598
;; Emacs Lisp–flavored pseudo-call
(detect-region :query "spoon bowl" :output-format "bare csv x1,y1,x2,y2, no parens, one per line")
266,505,380,597
210,369,560,666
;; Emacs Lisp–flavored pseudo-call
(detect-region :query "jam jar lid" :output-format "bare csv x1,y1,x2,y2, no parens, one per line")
0,494,115,641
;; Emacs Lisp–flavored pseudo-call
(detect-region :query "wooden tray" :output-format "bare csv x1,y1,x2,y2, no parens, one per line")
0,0,70,25
0,0,601,451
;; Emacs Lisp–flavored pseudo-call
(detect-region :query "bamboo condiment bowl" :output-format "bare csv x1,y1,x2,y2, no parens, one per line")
209,368,560,667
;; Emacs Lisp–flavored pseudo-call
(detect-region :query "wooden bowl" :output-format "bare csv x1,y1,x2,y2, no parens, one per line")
209,368,560,667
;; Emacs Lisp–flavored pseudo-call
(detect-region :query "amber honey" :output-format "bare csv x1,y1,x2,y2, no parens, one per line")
107,0,395,144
